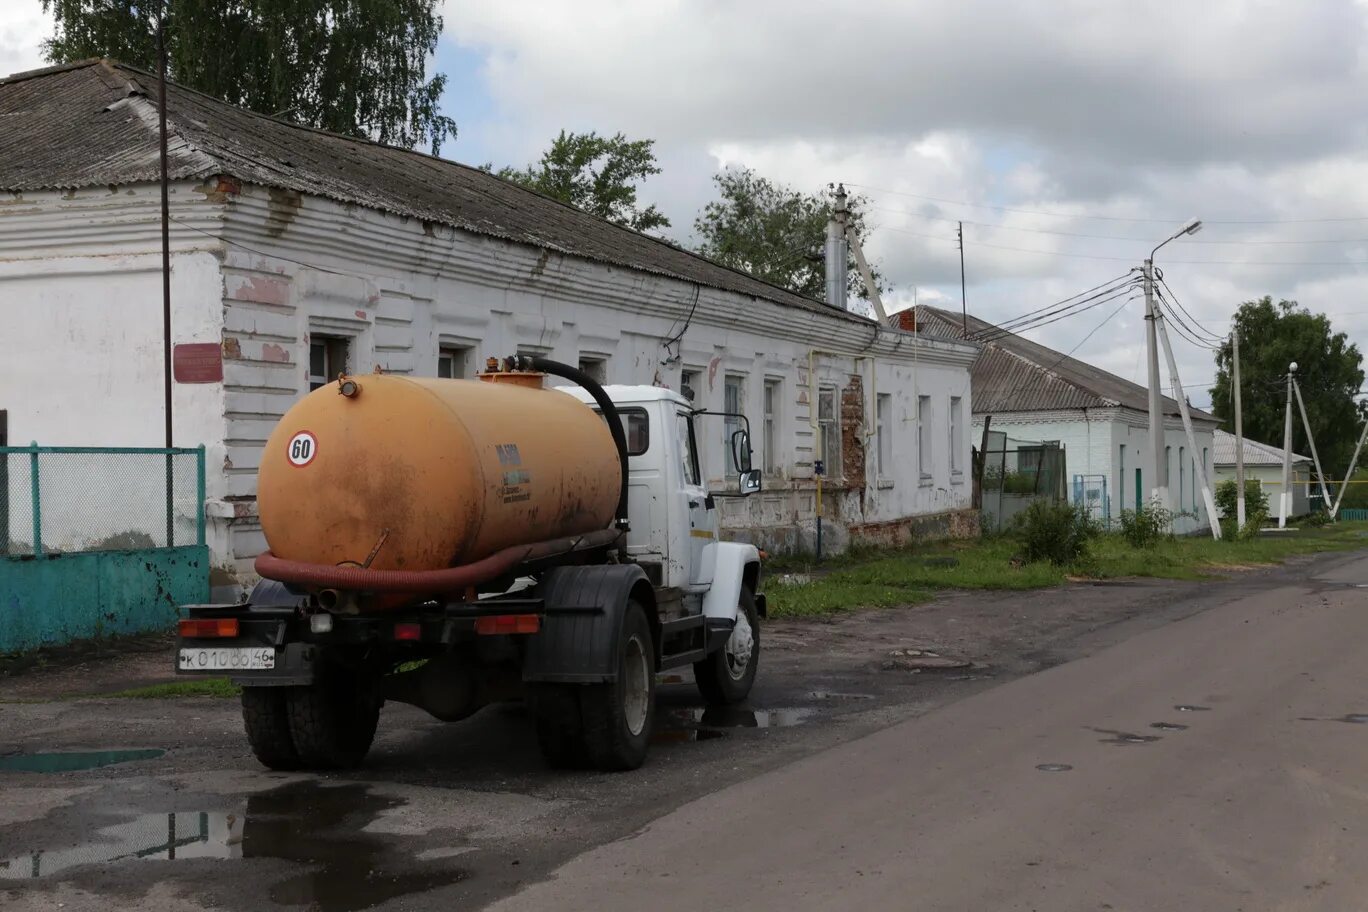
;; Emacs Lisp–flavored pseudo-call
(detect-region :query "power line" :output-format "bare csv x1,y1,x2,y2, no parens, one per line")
981,271,1137,335
1153,273,1224,344
867,205,1368,245
879,226,1368,266
847,182,1368,225
977,277,1141,342
977,285,1141,344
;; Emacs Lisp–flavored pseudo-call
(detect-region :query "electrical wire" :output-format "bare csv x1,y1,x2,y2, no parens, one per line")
867,205,1368,245
845,182,1368,226
979,272,1138,338
1154,290,1221,351
1154,273,1224,344
992,291,1141,412
169,216,364,278
975,284,1141,344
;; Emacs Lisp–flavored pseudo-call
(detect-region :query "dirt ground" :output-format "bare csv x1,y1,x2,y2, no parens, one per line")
0,551,1356,911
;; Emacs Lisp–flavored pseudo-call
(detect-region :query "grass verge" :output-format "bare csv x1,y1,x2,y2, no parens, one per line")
766,521,1368,619
103,678,240,699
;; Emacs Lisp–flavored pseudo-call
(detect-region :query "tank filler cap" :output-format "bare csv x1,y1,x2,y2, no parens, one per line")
337,376,362,398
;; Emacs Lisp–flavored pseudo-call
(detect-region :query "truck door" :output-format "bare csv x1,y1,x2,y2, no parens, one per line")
676,410,717,590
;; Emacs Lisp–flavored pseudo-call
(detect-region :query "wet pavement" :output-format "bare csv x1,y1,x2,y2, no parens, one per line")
1,549,1364,911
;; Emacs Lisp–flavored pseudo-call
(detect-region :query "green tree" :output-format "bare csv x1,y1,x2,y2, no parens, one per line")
498,131,669,232
693,168,884,303
40,0,458,153
1211,296,1365,471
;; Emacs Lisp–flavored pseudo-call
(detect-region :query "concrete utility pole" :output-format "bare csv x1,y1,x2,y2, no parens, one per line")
845,227,888,322
1332,418,1368,519
1279,363,1296,528
1293,377,1333,512
1155,308,1222,539
825,185,849,313
1143,259,1167,507
1233,329,1247,527
1143,218,1202,509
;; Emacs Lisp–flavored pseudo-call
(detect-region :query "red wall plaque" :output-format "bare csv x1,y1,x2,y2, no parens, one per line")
173,342,224,383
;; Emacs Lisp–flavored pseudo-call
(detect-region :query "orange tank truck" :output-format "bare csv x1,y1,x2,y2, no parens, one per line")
256,372,621,576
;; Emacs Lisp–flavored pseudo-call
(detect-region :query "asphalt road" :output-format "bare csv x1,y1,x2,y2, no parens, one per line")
3,551,1366,911
491,554,1368,912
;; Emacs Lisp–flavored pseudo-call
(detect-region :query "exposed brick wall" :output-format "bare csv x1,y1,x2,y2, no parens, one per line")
848,507,980,548
840,373,866,492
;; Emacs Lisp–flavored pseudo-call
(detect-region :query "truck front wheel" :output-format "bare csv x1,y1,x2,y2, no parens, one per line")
693,587,760,705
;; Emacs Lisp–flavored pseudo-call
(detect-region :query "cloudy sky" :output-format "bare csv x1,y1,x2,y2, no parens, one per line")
8,0,1368,409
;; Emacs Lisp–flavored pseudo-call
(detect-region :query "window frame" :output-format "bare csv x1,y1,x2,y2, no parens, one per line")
723,374,747,477
876,392,892,480
917,394,932,482
817,385,840,478
763,378,781,474
309,335,350,391
949,396,963,476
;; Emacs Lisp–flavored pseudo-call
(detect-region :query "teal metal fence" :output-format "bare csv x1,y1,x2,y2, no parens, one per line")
1,445,209,653
1340,508,1368,522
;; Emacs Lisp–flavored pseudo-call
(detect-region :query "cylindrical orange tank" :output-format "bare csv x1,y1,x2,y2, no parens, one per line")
256,373,621,573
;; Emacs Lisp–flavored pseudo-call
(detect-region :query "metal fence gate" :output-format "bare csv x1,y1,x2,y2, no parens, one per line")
1,445,210,653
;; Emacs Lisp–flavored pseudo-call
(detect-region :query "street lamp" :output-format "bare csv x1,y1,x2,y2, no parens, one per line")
1144,218,1202,507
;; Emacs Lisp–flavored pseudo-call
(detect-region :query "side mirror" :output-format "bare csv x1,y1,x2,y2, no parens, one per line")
731,429,753,473
739,469,762,496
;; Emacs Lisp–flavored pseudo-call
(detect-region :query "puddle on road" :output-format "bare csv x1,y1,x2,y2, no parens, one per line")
0,749,165,773
1300,713,1368,724
0,781,467,911
654,706,814,743
1091,728,1161,746
1150,722,1189,732
1174,704,1212,713
1035,763,1073,772
807,691,876,701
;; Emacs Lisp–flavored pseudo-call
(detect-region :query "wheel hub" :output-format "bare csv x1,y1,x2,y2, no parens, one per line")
725,612,754,680
623,633,651,737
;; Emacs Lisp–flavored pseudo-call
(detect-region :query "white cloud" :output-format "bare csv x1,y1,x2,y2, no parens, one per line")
0,0,49,77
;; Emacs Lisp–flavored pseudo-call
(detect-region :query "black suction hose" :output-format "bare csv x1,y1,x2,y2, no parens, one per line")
522,356,630,531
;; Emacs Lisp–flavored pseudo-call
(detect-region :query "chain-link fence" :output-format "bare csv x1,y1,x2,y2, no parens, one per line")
1,446,205,557
978,433,1068,535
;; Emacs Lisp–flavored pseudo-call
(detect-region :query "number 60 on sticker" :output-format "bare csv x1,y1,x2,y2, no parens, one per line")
287,430,317,467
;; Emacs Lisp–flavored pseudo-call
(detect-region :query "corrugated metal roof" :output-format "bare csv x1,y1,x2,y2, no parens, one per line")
0,59,879,326
1212,429,1309,466
912,305,1217,421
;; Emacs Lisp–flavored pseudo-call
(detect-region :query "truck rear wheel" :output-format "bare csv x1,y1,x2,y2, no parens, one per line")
284,669,382,770
693,587,760,706
578,600,655,771
241,687,301,771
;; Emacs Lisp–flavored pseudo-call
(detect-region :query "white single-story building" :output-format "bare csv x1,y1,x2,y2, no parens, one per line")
0,60,979,586
912,306,1219,533
1211,430,1314,517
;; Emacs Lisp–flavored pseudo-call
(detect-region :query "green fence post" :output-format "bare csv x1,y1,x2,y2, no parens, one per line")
165,451,174,549
29,442,41,558
196,445,206,546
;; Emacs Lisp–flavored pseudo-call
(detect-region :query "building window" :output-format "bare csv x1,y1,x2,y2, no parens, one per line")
876,393,892,478
917,394,931,480
1165,445,1172,494
1119,445,1126,516
437,346,471,379
818,387,840,477
763,379,781,473
724,374,745,476
1179,446,1185,510
949,396,963,474
680,369,701,405
579,356,608,385
309,336,349,391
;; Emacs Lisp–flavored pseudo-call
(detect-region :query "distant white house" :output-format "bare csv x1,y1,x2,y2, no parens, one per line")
1211,430,1314,517
912,306,1219,533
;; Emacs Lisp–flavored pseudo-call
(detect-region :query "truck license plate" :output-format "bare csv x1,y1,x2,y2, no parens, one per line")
178,647,275,672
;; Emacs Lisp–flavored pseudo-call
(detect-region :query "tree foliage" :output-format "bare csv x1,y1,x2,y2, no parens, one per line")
693,168,884,303
41,0,458,153
1211,296,1365,472
498,130,669,232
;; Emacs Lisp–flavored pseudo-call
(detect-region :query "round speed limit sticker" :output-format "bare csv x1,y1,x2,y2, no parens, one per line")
286,431,318,467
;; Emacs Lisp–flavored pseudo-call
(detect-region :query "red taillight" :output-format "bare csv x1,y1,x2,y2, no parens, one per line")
474,614,541,636
178,618,239,639
393,622,422,641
